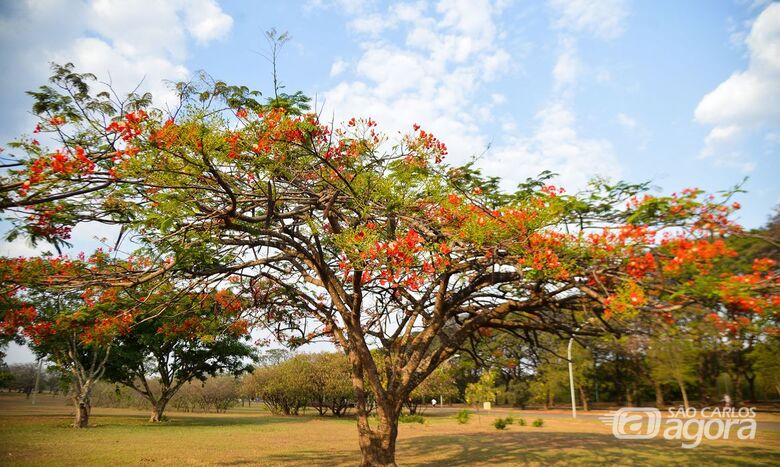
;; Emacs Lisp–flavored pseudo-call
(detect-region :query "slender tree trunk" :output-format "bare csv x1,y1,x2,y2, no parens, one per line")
732,373,742,407
677,378,689,411
745,374,756,402
577,384,589,411
546,386,553,409
654,381,664,408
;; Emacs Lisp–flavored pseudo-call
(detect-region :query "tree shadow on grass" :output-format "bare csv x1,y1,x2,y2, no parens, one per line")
394,431,779,466
159,413,312,428
222,449,360,466
45,410,314,430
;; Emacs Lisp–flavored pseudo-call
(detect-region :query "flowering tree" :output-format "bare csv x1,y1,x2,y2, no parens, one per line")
103,286,256,422
1,64,777,464
0,254,254,426
0,255,133,427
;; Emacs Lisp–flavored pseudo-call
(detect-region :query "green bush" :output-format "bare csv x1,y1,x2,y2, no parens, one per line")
518,417,526,426
532,418,544,427
399,414,425,424
455,409,471,424
493,418,508,430
493,416,517,430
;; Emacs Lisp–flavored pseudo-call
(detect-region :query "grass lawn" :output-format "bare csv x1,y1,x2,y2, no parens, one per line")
1,393,779,466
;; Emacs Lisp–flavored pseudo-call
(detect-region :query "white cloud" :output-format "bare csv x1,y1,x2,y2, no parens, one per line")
616,112,637,129
0,0,233,137
694,3,779,171
480,0,626,191
349,14,396,36
330,58,348,77
320,0,626,193
698,125,754,173
322,0,509,164
491,93,506,104
184,0,233,44
699,125,744,158
695,4,780,125
482,101,620,191
0,238,47,258
547,0,629,40
0,0,233,254
553,36,579,92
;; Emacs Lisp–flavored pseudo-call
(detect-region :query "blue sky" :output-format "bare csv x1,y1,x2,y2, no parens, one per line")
1,0,779,362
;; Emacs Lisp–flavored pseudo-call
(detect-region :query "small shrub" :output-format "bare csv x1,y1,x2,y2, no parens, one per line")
518,417,526,426
399,414,425,424
455,409,471,424
505,416,514,424
493,418,508,430
532,418,544,427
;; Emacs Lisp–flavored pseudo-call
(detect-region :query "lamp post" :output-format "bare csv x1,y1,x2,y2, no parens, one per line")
567,327,581,419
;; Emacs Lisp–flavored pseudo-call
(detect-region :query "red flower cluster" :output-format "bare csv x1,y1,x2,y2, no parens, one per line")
0,305,37,338
625,252,656,278
106,110,148,141
150,118,178,149
18,147,96,197
663,238,736,274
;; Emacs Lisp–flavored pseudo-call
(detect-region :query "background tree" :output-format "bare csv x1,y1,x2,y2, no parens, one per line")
0,255,135,427
648,333,698,410
306,352,354,416
405,362,457,414
103,286,256,422
465,370,497,409
244,355,314,415
750,337,780,397
4,362,37,397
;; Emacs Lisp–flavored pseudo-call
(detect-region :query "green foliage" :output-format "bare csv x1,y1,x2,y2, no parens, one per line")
518,417,527,426
399,414,425,424
492,418,508,430
751,337,780,397
242,352,353,416
455,409,471,424
465,370,497,407
101,282,256,421
647,333,698,396
532,418,544,427
493,415,515,429
406,362,458,414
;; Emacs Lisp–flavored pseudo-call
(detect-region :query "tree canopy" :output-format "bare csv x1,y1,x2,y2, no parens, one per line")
1,64,777,465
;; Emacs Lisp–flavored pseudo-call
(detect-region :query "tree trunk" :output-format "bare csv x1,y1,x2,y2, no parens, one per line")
577,384,589,411
732,373,742,407
74,398,90,428
677,378,689,411
356,406,399,467
150,397,170,422
745,374,756,402
654,381,664,408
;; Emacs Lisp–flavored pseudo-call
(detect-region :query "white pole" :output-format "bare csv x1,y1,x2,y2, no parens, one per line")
31,358,43,405
568,335,577,419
